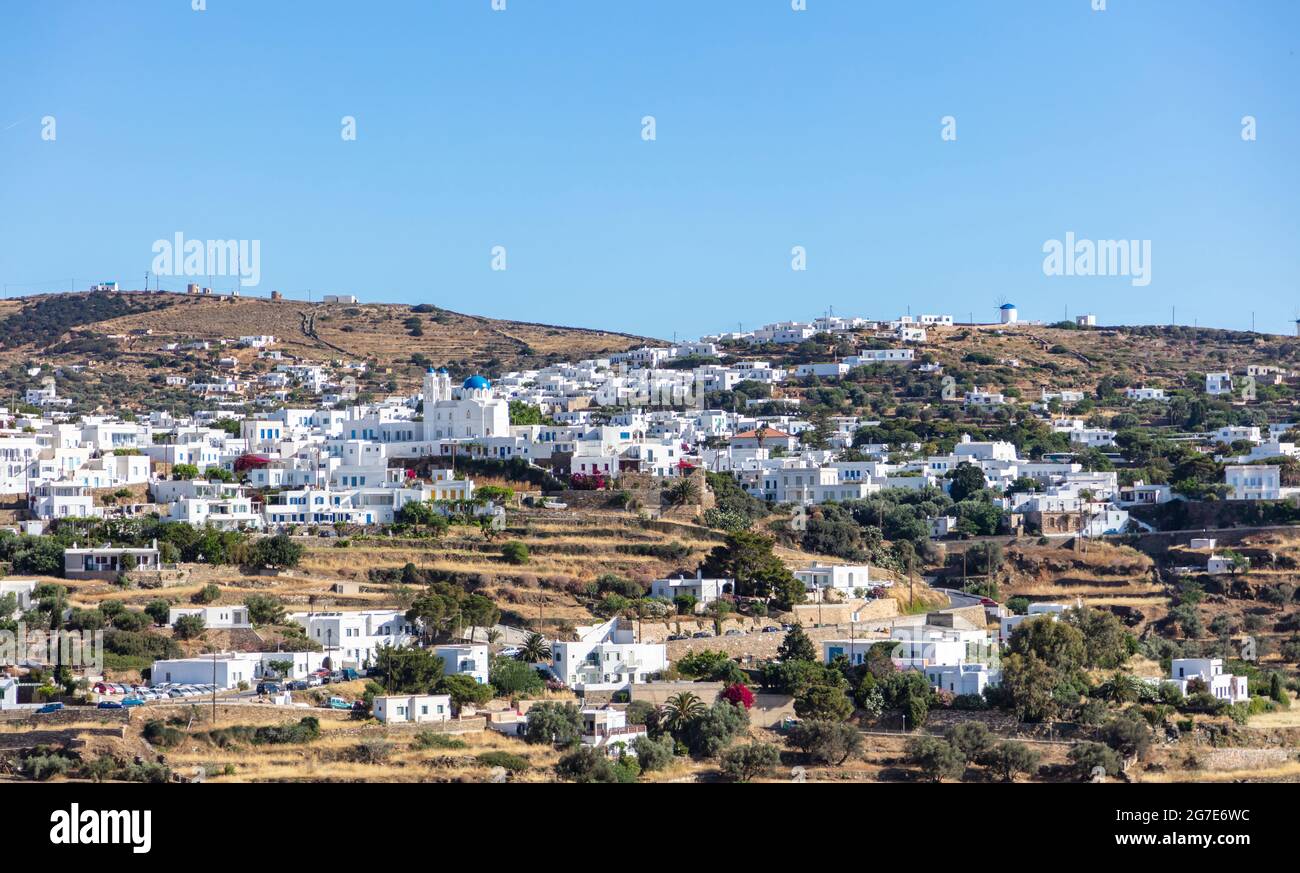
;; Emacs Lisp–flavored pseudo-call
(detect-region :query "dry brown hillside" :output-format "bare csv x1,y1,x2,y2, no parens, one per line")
0,291,655,412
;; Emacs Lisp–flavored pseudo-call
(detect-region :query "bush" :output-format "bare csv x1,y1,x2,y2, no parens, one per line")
944,722,994,763
477,751,531,773
630,734,675,771
500,541,530,565
489,658,545,696
352,740,395,764
719,742,780,782
142,719,185,748
524,701,582,746
982,740,1042,782
785,720,862,764
1068,741,1121,781
412,731,466,750
906,736,965,782
556,746,639,783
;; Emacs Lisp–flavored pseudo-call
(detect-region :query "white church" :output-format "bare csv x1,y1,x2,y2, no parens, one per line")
422,368,510,442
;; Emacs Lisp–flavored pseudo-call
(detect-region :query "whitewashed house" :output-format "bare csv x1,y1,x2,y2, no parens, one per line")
550,618,666,692
1224,464,1281,500
373,694,451,724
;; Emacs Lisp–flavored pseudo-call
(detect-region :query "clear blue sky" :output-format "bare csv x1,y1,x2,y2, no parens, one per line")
1,1,1296,339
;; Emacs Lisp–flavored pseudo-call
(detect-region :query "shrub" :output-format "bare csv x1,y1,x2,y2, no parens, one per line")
477,751,530,772
719,742,780,782
500,541,530,565
785,720,863,765
982,740,1042,782
1068,741,1121,781
630,734,675,771
556,746,639,783
906,736,965,782
412,731,467,750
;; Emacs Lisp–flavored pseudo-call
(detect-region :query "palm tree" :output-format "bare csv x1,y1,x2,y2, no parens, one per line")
660,691,706,735
516,632,552,663
665,476,700,508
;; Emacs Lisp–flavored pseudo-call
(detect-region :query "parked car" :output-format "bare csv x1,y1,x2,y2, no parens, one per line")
667,633,688,641
97,701,124,710
761,626,781,633
36,702,65,714
724,629,743,636
121,697,146,708
256,682,282,696
692,631,714,639
325,696,352,710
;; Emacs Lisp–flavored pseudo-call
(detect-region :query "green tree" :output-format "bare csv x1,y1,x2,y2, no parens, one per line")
172,613,205,640
373,644,445,693
1068,741,1121,781
785,720,862,764
244,594,285,626
660,690,707,735
793,681,853,722
144,599,172,627
516,632,552,663
946,462,987,503
500,541,530,565
437,673,495,709
191,584,220,604
719,742,780,782
983,740,1042,782
906,736,965,782
524,701,582,746
945,721,994,763
489,658,544,696
777,623,817,663
250,534,304,569
684,700,749,758
630,734,675,771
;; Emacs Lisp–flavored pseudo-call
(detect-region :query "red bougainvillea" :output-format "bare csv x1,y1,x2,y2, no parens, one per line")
722,682,755,710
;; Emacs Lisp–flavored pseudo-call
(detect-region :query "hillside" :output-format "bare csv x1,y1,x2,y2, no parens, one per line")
0,291,655,413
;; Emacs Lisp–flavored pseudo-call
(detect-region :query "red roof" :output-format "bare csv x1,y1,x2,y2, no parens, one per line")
732,426,794,440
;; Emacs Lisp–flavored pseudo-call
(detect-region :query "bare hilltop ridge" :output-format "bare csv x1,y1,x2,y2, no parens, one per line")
0,289,1297,416
0,290,655,410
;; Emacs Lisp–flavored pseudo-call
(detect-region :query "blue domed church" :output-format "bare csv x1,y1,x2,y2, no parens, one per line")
421,368,510,441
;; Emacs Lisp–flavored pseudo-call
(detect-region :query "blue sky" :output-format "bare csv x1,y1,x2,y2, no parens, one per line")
1,0,1296,340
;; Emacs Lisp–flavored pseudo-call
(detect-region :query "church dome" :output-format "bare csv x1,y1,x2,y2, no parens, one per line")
462,374,490,390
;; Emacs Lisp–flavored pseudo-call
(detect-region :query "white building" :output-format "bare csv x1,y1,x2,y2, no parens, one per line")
434,643,489,684
289,610,417,669
649,573,731,608
167,605,251,630
550,618,667,691
1165,658,1249,703
1224,464,1281,500
579,706,648,753
373,694,452,724
793,563,878,596
1205,372,1234,396
151,653,259,688
999,303,1018,324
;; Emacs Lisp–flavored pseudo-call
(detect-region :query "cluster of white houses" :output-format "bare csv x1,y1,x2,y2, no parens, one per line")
4,310,1297,547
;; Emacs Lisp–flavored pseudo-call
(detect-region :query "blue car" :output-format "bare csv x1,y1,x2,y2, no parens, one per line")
97,701,124,709
36,702,64,714
121,697,146,708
